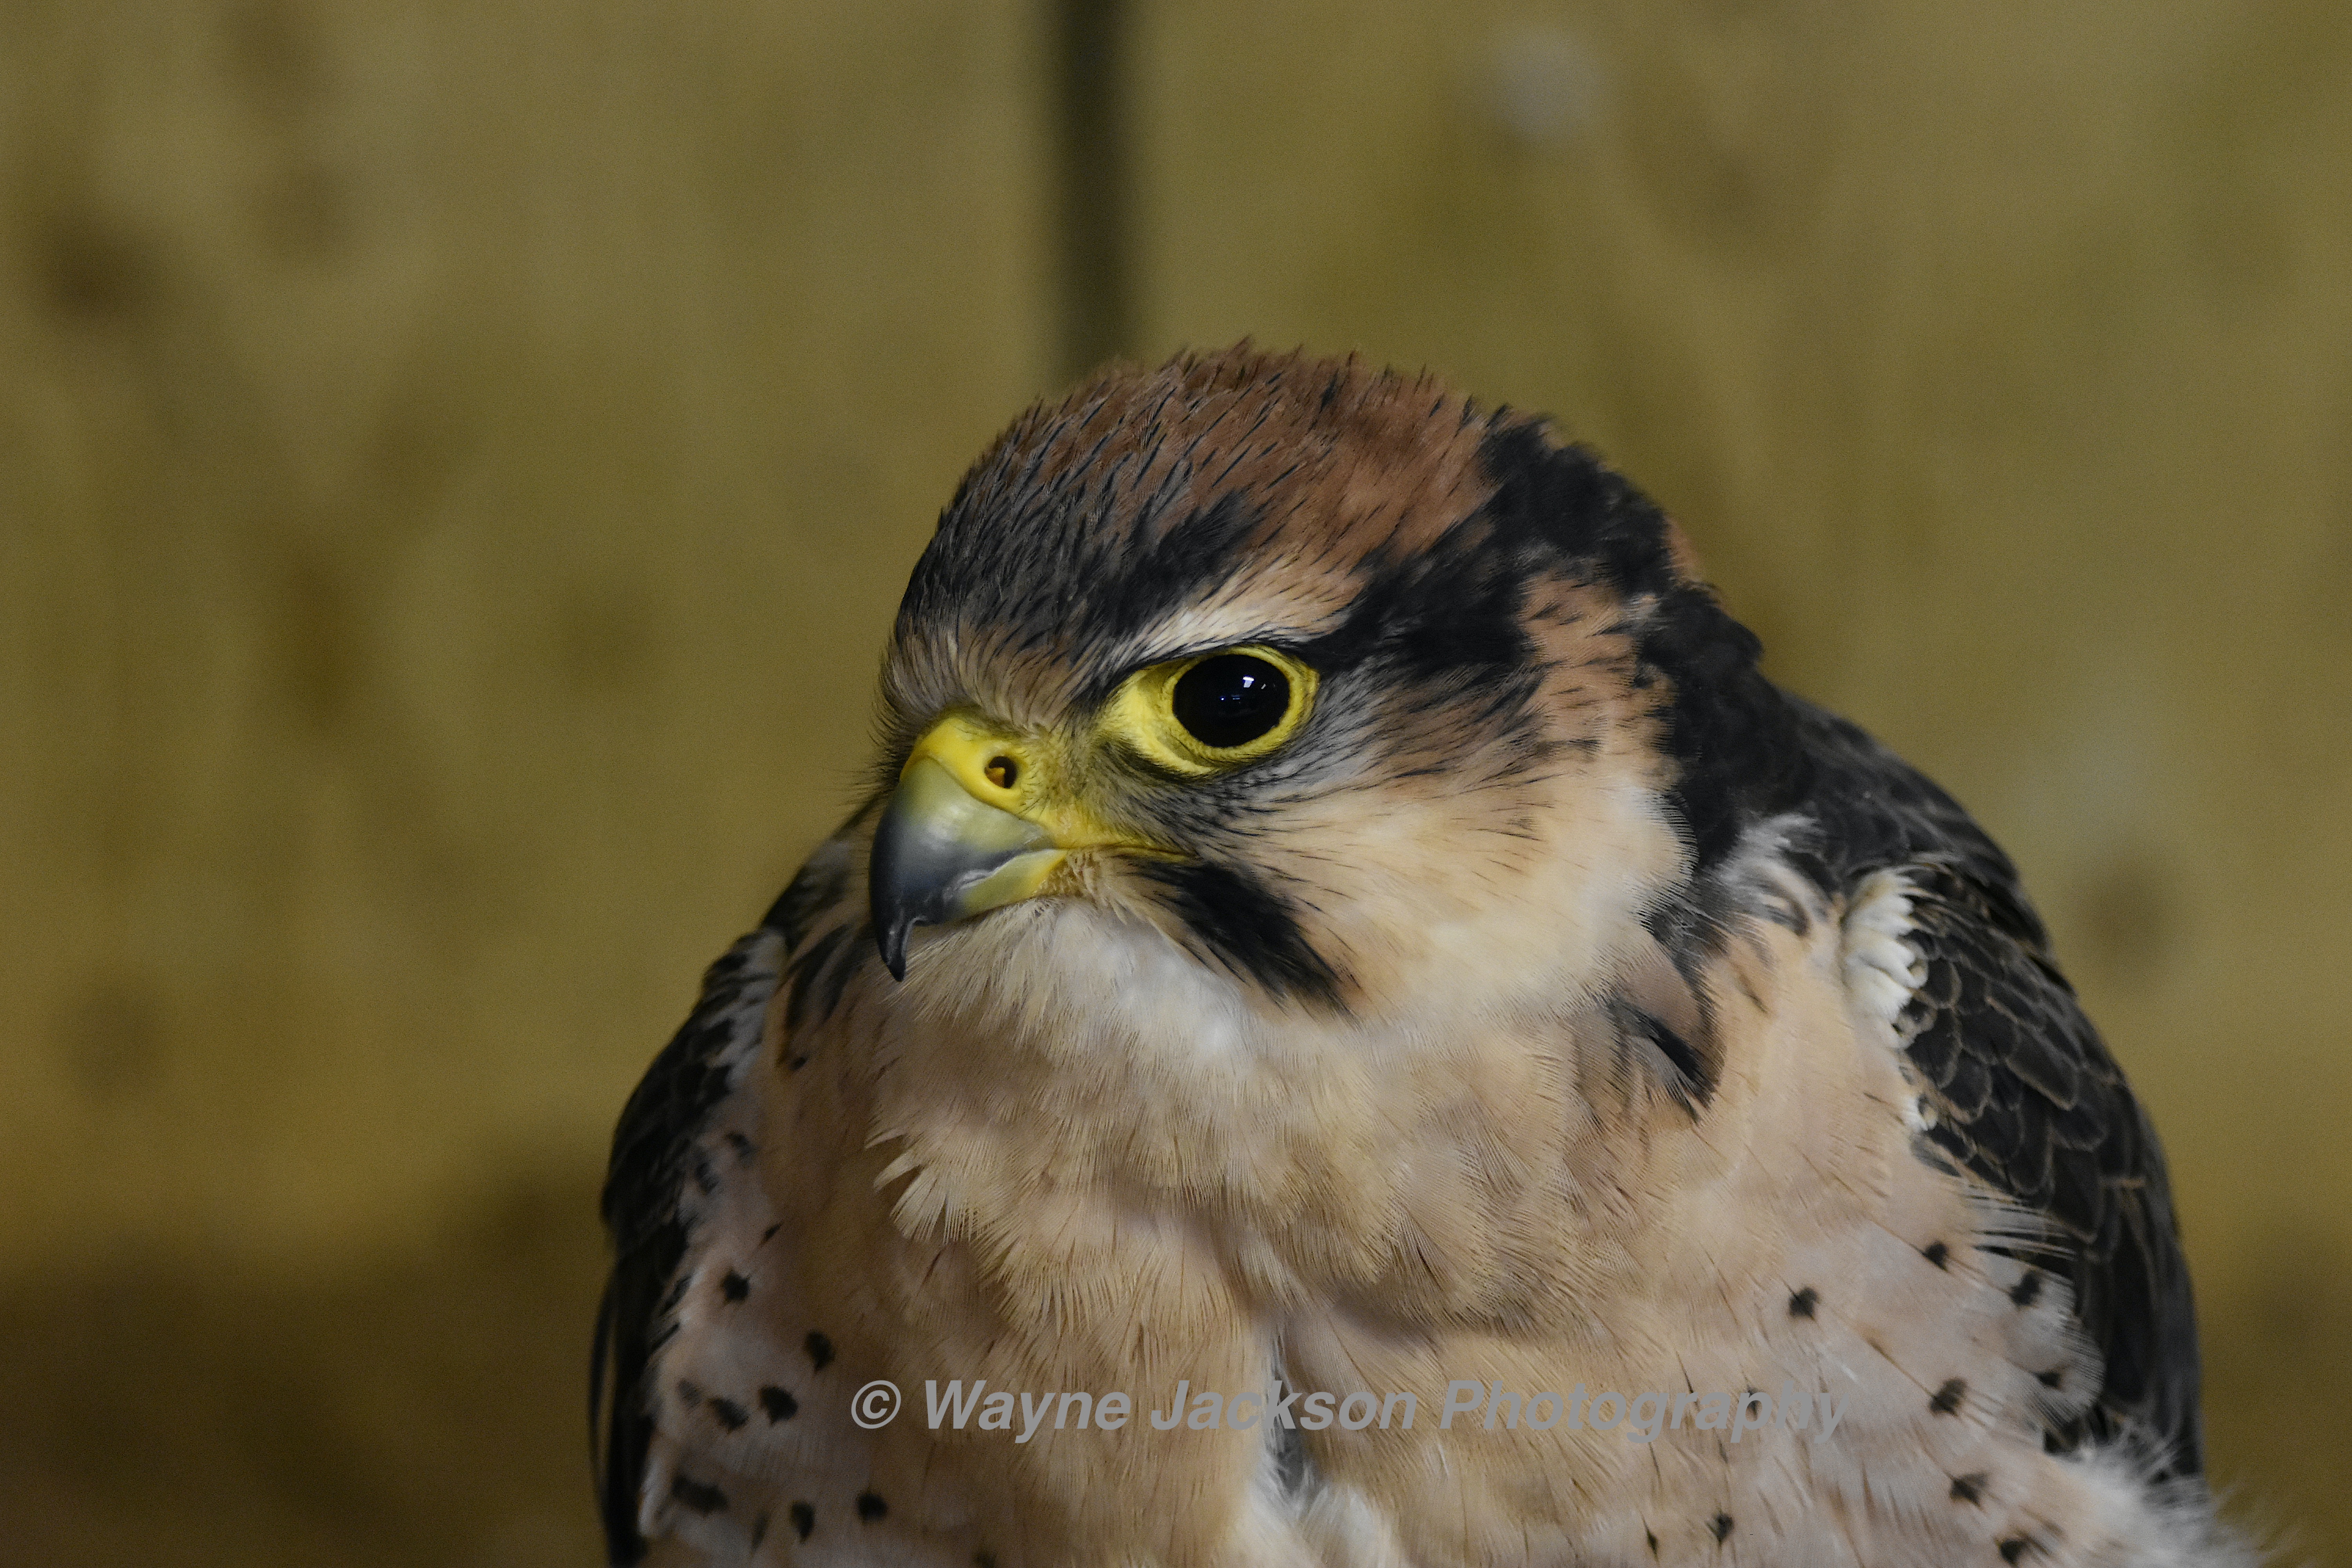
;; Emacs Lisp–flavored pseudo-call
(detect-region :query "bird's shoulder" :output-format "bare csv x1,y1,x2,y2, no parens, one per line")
593,844,859,1564
1777,693,2203,1479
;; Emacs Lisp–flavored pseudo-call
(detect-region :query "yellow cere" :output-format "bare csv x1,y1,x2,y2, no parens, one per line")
900,709,1132,854
902,710,1040,808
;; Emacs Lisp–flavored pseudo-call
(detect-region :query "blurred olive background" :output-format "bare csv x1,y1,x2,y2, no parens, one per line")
2,1,2347,1563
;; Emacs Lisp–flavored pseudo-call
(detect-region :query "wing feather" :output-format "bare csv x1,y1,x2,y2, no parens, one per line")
593,849,851,1564
1789,695,2203,1478
1893,861,2203,1477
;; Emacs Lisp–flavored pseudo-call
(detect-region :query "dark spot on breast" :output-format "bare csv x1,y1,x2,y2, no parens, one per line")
856,1491,888,1523
670,1475,728,1514
1788,1287,1819,1318
675,1379,703,1408
709,1397,748,1431
724,1130,755,1163
1922,1241,1950,1270
760,1385,799,1421
751,1513,769,1549
720,1270,750,1303
1646,1530,1659,1556
788,1053,809,1071
1710,1513,1733,1543
1929,1379,1967,1416
2036,1368,2064,1389
976,1555,998,1568
789,1502,815,1541
2000,1535,2040,1563
761,1223,782,1243
1950,1472,1986,1504
806,1330,835,1371
2011,1270,2042,1307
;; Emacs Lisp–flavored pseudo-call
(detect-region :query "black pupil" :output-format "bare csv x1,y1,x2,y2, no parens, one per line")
1170,655,1291,750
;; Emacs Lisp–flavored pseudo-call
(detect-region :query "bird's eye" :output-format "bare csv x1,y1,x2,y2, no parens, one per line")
1171,654,1290,748
1100,643,1318,774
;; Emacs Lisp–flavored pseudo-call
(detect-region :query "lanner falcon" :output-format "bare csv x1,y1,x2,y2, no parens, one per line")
592,347,2249,1566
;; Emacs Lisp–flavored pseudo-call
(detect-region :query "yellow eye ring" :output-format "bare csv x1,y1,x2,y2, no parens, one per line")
1101,645,1319,775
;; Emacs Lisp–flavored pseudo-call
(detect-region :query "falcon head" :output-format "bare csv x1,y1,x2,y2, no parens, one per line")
865,346,1805,1035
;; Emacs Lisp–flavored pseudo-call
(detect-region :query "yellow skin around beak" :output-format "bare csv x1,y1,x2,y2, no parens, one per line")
867,712,1133,979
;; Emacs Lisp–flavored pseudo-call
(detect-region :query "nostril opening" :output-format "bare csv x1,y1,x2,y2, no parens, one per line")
984,755,1018,790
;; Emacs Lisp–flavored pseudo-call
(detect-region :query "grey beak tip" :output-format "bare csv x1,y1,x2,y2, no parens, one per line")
872,898,913,982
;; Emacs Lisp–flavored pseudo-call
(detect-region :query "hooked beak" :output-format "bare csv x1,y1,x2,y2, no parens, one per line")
868,720,1070,980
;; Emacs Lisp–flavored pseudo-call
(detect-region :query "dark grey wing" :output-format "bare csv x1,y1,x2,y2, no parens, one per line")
592,855,849,1565
592,929,784,1564
1893,861,2203,1478
1785,695,2203,1479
